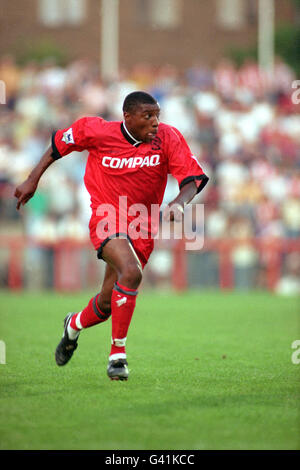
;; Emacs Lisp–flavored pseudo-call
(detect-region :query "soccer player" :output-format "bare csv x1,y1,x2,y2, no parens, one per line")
14,91,209,381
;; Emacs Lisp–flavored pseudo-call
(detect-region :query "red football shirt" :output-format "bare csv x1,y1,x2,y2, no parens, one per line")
52,117,209,257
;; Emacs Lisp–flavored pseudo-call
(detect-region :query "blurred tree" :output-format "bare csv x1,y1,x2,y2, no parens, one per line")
226,45,257,68
226,23,300,74
226,0,300,74
274,24,300,75
16,39,69,67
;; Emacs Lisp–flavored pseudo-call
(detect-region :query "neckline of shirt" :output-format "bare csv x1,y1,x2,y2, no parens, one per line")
121,121,143,147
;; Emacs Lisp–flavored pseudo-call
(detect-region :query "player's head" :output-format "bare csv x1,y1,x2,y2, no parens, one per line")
123,91,160,143
123,91,157,114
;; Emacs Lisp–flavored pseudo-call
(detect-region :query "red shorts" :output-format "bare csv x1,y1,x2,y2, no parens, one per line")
89,215,155,269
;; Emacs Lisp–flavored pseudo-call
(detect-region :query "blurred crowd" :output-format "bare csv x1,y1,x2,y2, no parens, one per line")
0,54,300,291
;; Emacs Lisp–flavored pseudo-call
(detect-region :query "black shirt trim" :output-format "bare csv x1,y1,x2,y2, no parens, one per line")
51,131,62,160
179,174,209,194
120,122,142,147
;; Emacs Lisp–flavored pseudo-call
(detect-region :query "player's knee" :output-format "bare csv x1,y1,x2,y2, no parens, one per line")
121,262,142,289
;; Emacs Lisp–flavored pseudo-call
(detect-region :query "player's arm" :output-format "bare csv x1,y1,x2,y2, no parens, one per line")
14,146,55,210
163,180,198,222
163,126,209,221
14,116,99,210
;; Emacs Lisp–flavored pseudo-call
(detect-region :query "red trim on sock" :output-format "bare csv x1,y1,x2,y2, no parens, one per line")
110,344,126,356
75,295,110,329
70,313,80,331
93,293,103,315
115,281,138,293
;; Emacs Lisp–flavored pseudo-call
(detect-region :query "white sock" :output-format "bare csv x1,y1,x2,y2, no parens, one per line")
109,353,127,361
67,312,82,340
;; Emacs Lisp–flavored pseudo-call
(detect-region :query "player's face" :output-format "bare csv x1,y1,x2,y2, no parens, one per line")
124,103,160,143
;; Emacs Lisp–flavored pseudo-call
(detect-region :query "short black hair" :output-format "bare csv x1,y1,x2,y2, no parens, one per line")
123,91,158,113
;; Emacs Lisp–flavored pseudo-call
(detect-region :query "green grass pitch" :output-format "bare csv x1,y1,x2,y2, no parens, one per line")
0,289,299,450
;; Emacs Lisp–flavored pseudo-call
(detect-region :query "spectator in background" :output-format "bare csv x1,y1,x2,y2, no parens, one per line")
214,58,237,99
1,55,299,292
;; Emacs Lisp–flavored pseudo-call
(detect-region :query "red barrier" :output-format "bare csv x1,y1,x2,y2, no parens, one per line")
170,237,300,291
0,236,299,291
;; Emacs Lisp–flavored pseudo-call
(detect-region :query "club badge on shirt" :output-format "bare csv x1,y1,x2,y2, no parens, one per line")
62,128,75,144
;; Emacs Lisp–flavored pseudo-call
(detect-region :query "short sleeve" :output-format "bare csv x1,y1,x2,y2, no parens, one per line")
51,116,102,159
166,126,209,194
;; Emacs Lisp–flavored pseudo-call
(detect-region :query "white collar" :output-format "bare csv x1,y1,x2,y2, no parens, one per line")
122,121,142,146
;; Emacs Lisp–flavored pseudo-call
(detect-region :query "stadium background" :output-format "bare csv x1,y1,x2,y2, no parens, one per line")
0,0,299,294
0,0,299,452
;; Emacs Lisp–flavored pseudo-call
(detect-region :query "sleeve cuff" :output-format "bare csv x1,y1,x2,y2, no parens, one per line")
51,131,62,160
179,174,209,194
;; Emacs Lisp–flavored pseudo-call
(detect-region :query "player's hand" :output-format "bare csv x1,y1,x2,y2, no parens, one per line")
163,202,184,222
14,178,38,210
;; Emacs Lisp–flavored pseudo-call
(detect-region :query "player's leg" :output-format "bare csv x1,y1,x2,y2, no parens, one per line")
55,264,117,366
97,263,118,314
101,237,143,380
55,236,143,377
67,263,117,336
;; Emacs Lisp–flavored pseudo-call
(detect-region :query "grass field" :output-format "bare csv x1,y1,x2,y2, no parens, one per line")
0,289,299,450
